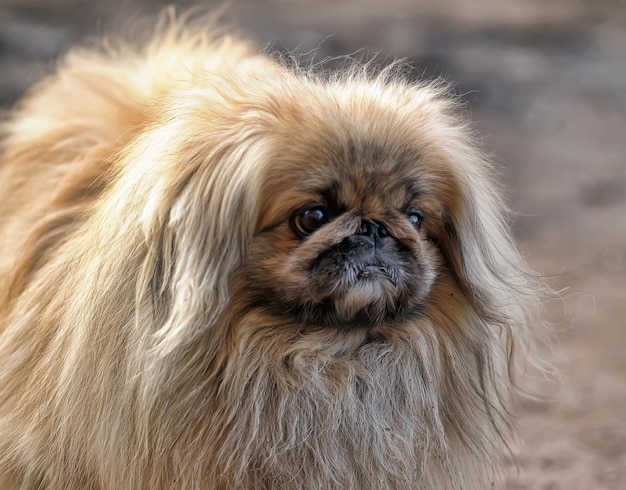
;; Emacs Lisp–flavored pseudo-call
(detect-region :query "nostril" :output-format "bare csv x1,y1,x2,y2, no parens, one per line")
359,222,371,235
377,223,388,238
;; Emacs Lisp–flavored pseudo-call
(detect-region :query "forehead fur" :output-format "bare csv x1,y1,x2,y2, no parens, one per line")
253,76,463,228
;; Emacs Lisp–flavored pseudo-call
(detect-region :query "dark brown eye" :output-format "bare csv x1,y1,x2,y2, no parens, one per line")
407,209,424,228
291,205,330,237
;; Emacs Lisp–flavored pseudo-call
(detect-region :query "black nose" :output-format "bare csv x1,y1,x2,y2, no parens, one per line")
357,220,389,239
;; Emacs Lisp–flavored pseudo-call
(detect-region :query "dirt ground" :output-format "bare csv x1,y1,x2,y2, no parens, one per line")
1,0,625,488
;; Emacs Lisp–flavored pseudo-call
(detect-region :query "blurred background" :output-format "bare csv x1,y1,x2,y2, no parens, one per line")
1,0,625,487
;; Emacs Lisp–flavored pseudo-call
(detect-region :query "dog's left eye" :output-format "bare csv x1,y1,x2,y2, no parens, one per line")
291,205,330,237
406,209,424,228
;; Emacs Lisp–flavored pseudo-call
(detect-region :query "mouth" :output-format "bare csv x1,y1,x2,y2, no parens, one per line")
277,242,420,328
277,262,418,329
302,260,406,326
355,263,399,286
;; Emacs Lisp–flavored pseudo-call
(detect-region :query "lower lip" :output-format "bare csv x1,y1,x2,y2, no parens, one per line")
357,265,386,279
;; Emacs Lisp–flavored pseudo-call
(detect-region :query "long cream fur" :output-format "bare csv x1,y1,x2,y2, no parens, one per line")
0,11,541,489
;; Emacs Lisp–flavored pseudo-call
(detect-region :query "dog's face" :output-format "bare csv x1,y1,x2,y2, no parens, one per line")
227,86,465,333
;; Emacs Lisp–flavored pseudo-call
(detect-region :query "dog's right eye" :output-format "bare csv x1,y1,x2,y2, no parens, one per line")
406,209,424,229
291,205,330,237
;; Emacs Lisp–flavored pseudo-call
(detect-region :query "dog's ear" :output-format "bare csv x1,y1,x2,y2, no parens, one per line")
439,165,524,320
440,149,540,361
405,86,536,333
125,93,271,359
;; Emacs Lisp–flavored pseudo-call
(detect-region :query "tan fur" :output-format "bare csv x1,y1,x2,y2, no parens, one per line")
0,11,541,489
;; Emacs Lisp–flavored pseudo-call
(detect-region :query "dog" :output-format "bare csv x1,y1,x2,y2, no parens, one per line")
0,11,541,489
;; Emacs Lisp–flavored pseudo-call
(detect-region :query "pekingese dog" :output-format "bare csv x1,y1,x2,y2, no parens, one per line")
0,11,541,490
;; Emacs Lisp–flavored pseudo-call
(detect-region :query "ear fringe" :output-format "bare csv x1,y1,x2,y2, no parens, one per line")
430,102,554,393
139,135,269,359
